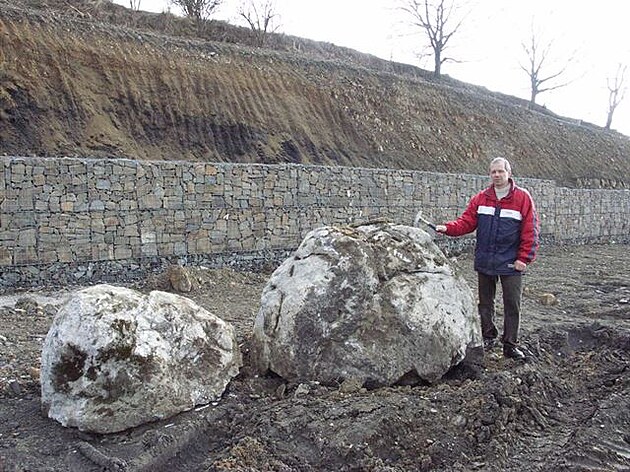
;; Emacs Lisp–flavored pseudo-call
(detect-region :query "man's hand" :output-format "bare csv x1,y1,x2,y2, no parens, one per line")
435,224,447,233
514,260,527,271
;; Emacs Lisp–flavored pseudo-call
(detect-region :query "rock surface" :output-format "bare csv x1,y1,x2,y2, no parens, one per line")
40,284,242,433
252,223,480,386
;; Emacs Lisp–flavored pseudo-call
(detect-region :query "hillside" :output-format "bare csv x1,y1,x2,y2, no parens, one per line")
1,0,629,188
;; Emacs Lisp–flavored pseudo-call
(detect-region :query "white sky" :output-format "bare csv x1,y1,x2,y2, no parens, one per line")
113,0,630,137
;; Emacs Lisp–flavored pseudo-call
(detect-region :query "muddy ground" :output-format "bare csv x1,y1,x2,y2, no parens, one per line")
0,243,629,471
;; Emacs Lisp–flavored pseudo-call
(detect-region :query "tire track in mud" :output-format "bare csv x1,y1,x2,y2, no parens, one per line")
510,393,630,472
498,328,630,472
558,394,630,471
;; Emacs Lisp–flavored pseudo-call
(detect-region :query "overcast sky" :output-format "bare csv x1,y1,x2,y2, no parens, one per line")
113,0,630,137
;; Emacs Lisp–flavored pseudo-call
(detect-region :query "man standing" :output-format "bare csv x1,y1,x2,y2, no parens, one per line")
435,157,539,360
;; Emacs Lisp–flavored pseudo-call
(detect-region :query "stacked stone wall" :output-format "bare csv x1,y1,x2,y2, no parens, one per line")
1,156,629,289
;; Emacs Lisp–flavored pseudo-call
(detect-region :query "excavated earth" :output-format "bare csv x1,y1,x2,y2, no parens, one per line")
1,243,629,471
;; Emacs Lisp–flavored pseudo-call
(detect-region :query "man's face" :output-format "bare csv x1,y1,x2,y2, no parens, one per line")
490,162,511,188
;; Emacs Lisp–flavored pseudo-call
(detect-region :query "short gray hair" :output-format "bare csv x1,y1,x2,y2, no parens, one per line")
490,157,511,174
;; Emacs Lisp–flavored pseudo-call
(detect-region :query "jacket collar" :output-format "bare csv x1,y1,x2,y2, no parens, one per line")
484,178,515,199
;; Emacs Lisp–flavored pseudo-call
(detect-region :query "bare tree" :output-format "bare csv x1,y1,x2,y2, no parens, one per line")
237,0,280,47
170,0,222,23
129,0,141,10
605,64,626,130
520,29,573,106
399,0,466,77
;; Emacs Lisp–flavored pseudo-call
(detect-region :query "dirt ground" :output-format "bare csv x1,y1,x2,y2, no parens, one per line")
0,243,629,472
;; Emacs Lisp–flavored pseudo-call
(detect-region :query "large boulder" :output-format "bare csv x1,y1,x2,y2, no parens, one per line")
41,284,242,433
252,223,480,386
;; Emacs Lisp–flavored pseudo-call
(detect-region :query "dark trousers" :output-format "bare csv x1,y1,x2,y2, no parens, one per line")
478,272,522,347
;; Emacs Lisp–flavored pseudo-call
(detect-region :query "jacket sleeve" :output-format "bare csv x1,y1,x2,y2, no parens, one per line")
517,190,540,263
445,194,480,236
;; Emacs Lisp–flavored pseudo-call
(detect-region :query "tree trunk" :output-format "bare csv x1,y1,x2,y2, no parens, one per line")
605,111,613,130
434,51,441,77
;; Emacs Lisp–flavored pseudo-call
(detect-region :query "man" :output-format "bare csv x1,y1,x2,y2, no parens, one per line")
435,157,539,360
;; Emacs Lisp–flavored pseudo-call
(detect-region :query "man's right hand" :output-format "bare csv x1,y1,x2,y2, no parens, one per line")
435,224,447,233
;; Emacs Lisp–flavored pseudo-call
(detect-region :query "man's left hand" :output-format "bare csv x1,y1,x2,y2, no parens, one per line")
514,260,527,272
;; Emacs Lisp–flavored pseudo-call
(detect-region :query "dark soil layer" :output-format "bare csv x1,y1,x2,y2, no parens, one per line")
1,243,629,471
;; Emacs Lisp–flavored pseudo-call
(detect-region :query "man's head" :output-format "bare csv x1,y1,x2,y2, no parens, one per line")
489,157,512,189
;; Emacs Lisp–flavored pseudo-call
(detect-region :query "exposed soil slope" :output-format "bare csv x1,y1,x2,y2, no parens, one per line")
1,0,630,188
1,243,629,471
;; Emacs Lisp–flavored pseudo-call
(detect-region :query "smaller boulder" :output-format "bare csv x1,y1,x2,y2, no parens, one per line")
539,293,558,305
168,265,195,292
41,284,242,433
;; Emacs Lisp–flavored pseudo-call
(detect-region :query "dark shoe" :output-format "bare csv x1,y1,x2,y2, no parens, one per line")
483,338,496,351
503,345,525,360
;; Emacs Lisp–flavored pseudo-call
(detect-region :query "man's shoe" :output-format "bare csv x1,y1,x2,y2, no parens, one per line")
483,338,496,351
503,345,525,360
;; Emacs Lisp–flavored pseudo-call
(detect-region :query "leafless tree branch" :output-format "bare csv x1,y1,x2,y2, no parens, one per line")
520,28,575,105
237,0,280,47
399,0,466,77
605,64,627,130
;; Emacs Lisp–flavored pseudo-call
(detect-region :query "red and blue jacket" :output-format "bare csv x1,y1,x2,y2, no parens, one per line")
444,179,540,276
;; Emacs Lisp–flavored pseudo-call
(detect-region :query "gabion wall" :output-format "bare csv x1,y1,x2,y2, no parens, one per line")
1,156,628,289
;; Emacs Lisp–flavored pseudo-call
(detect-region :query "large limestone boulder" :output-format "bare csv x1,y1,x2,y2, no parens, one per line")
252,223,480,386
41,284,242,433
